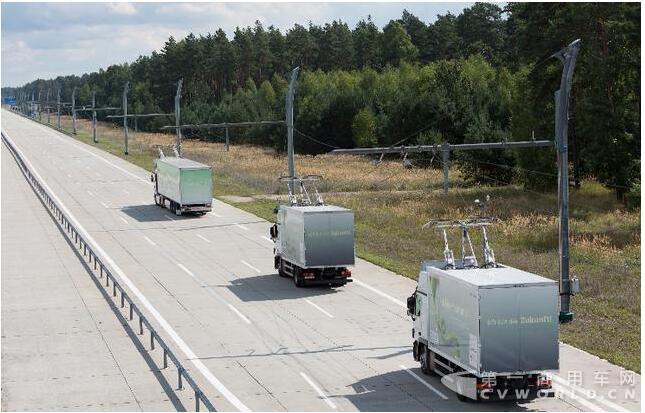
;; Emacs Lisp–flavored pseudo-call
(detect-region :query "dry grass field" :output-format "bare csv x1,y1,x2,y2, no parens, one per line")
48,114,641,372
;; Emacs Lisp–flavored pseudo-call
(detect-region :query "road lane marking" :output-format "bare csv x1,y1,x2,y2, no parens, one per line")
240,260,262,274
67,173,72,178
26,118,153,185
261,236,274,244
86,190,94,196
228,304,251,324
1,131,250,412
300,372,337,409
552,383,603,412
400,365,449,400
164,215,175,221
209,212,222,217
305,299,334,318
122,189,129,194
119,216,128,224
234,223,250,231
142,236,156,246
176,262,196,279
196,234,211,243
353,279,406,307
100,202,109,209
552,375,627,412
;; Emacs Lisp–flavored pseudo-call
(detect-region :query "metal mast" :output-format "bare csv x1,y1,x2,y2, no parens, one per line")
56,88,61,129
91,91,98,143
553,39,581,323
175,79,183,156
122,82,129,155
71,87,77,134
286,66,300,192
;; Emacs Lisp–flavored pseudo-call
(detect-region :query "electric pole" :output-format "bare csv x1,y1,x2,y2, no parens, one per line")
46,89,51,124
92,91,97,143
175,79,183,156
123,82,129,155
37,90,42,121
71,87,77,134
57,88,61,129
286,66,300,192
554,39,581,323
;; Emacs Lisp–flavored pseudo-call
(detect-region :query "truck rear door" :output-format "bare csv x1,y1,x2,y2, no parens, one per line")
479,284,559,373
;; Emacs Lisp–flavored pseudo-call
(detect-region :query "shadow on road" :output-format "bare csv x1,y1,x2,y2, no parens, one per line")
225,273,342,301
121,204,195,222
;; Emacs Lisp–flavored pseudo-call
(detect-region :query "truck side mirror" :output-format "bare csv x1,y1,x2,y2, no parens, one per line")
407,294,416,317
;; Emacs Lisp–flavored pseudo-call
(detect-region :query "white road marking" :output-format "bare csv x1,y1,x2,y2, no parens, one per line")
164,215,175,221
234,223,250,231
176,262,196,279
100,202,109,209
67,173,72,178
119,216,128,224
196,234,211,243
305,299,334,318
228,304,251,324
400,365,449,400
552,375,627,412
122,188,129,194
1,131,250,412
240,260,262,274
552,383,603,412
353,279,406,307
86,190,94,196
209,212,222,217
300,372,337,409
142,236,156,246
140,200,147,205
261,236,274,244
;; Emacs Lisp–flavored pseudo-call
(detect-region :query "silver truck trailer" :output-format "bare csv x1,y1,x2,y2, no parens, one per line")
270,177,355,287
152,156,212,215
407,216,557,401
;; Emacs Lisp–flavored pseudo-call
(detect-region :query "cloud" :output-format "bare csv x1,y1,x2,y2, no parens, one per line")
108,2,138,16
1,2,473,87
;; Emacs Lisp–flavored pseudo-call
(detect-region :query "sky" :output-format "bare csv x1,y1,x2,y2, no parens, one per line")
1,1,475,88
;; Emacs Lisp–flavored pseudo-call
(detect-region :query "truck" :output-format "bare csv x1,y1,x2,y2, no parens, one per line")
270,176,355,287
151,151,212,215
407,215,557,402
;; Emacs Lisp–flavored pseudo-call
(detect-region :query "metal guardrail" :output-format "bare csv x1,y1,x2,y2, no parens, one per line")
1,130,216,412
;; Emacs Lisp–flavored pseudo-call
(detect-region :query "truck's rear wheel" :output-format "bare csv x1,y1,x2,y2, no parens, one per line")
420,347,430,375
293,268,304,287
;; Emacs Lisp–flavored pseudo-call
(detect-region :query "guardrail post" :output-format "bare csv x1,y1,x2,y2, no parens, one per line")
129,304,133,320
150,331,155,350
120,291,125,308
99,266,103,278
112,283,117,297
139,316,143,335
106,275,110,287
163,349,168,368
178,368,183,389
195,391,200,411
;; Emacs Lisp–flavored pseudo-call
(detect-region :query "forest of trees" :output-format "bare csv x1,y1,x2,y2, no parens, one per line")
3,2,640,200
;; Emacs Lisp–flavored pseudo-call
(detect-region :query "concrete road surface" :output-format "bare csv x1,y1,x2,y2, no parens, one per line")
1,108,641,412
1,146,182,411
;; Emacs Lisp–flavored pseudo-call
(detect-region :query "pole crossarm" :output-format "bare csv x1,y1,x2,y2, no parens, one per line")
328,139,554,156
76,107,121,112
107,113,173,119
159,120,285,130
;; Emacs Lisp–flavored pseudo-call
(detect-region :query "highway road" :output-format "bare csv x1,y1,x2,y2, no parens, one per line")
1,108,641,412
